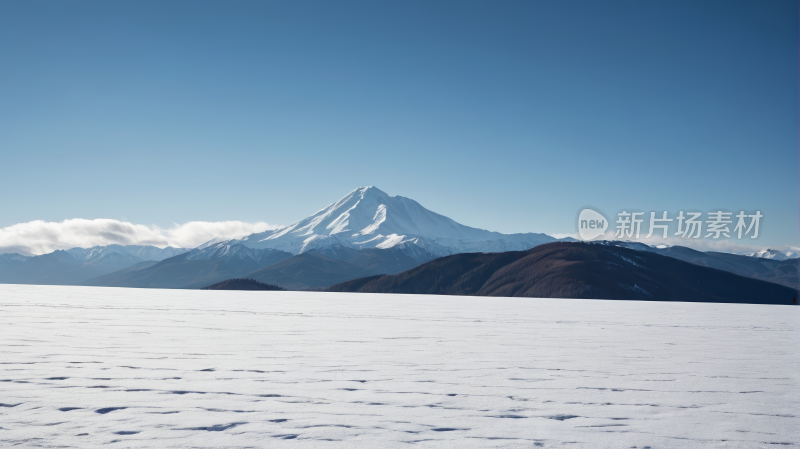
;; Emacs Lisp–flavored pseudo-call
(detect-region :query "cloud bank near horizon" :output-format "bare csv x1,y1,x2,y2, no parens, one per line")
0,219,280,256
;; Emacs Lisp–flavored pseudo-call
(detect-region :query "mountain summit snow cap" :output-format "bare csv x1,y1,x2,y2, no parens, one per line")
235,186,559,255
576,208,608,241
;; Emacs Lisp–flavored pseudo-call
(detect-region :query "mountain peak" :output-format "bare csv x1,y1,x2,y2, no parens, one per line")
750,248,794,261
351,186,387,198
236,186,558,256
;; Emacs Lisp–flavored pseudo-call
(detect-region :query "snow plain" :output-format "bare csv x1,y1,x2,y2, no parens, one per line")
1,284,798,448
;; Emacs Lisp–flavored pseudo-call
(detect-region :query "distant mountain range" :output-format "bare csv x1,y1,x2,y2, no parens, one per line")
0,187,796,302
67,245,188,263
80,243,429,290
82,244,292,289
328,242,797,304
0,245,188,285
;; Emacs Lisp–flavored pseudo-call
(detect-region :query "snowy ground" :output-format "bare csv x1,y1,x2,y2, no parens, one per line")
0,285,798,448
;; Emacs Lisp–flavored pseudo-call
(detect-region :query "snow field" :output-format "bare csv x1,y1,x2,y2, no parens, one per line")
0,284,797,448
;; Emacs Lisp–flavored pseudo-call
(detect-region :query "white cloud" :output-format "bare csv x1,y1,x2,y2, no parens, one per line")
0,219,280,255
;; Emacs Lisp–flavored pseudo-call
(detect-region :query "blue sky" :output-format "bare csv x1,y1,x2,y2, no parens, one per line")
1,0,797,247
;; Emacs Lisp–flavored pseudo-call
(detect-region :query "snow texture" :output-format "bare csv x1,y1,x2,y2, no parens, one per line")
1,284,798,448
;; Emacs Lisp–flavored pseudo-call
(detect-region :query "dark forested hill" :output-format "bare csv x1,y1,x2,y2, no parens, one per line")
202,278,285,291
327,242,797,304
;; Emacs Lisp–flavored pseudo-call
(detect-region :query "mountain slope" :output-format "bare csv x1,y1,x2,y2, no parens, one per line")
235,186,560,257
0,244,192,286
245,246,425,290
308,244,434,272
85,260,159,284
82,244,293,289
589,241,799,290
67,245,188,263
327,242,797,304
0,250,146,285
245,253,371,290
650,246,799,290
83,243,424,290
0,253,31,271
0,250,81,285
105,244,189,261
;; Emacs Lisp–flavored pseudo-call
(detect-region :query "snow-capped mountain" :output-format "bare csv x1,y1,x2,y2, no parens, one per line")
185,242,290,267
66,245,188,262
746,248,799,261
235,186,561,257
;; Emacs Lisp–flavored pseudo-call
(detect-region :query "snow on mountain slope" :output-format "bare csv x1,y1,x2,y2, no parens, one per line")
107,245,189,261
185,243,258,261
66,246,136,264
67,245,189,262
748,248,798,261
194,237,229,251
236,186,558,256
185,242,289,266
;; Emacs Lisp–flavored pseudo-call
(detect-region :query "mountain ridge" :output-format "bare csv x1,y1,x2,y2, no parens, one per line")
327,242,797,304
81,243,293,289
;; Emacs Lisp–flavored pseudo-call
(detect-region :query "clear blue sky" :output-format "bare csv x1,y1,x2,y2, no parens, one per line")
1,0,797,246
